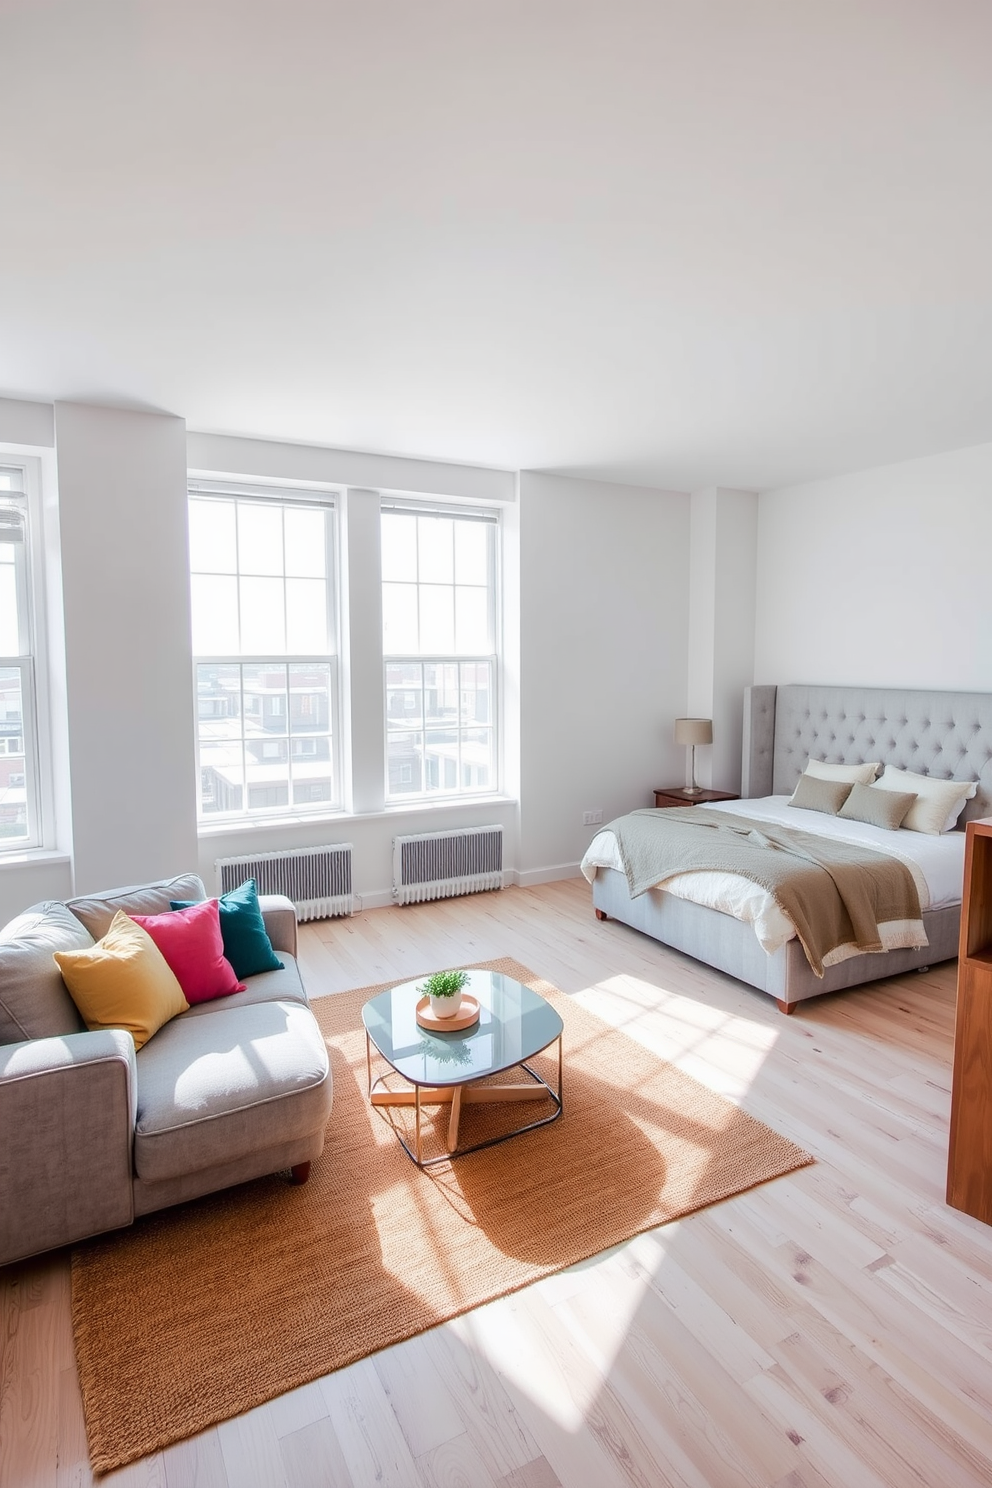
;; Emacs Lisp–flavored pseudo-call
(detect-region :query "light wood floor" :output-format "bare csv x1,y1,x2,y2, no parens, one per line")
3,880,990,1488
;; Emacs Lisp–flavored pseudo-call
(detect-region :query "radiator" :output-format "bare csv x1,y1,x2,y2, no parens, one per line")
215,844,353,921
392,825,503,906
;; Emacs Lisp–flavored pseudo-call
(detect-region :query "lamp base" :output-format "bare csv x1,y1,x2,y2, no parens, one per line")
681,785,704,796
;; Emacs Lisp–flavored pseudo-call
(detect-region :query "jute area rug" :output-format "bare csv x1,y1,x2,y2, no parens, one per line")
71,958,812,1474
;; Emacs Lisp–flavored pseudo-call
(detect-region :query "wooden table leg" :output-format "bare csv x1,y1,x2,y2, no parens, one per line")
447,1084,464,1151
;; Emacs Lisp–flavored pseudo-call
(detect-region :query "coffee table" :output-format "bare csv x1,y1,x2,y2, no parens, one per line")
361,968,563,1167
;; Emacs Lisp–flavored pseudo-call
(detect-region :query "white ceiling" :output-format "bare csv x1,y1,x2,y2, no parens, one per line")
3,0,992,491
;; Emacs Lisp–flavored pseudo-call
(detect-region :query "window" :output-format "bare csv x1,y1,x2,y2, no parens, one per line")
188,484,339,821
381,502,498,800
0,466,41,847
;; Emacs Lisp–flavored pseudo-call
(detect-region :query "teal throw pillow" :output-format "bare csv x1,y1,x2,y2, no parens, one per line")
171,878,284,980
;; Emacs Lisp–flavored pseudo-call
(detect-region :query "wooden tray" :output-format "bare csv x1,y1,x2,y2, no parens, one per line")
416,993,481,1032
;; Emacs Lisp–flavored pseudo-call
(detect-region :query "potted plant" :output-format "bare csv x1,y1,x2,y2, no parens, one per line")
418,969,470,1019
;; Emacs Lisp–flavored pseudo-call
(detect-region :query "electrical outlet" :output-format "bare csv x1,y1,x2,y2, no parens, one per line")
582,809,604,825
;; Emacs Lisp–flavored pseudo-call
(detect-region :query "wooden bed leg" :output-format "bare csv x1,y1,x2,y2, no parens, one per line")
289,1162,311,1184
594,908,609,921
775,999,796,1016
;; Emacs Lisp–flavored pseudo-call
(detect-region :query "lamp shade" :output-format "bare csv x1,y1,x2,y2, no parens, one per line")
674,717,713,746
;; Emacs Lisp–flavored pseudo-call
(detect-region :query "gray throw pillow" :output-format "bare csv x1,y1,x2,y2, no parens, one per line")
838,781,917,831
0,901,93,1043
788,774,852,815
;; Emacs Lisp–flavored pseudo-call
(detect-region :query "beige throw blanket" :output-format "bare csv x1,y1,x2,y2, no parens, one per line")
607,807,924,976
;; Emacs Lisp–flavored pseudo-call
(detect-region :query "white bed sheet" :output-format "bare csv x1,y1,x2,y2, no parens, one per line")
580,795,966,962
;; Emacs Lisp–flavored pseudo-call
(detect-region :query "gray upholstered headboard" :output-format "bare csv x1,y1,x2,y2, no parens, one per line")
742,684,992,825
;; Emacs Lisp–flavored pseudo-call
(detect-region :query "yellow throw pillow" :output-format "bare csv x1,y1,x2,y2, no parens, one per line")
54,910,189,1050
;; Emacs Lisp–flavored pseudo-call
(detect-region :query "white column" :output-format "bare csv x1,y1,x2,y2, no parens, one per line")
687,487,758,792
55,402,198,892
342,488,385,815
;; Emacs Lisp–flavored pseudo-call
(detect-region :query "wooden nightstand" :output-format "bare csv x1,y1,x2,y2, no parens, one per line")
653,787,740,809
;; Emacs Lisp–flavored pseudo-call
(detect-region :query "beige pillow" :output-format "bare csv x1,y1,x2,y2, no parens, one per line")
873,765,977,835
838,782,917,831
789,774,853,815
804,757,880,786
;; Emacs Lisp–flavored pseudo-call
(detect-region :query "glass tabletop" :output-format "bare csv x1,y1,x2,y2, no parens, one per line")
361,969,563,1088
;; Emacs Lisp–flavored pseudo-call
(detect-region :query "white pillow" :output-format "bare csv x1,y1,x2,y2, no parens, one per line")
873,764,977,835
804,757,880,786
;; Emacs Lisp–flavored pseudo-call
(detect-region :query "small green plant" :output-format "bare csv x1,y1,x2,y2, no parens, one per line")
418,969,470,999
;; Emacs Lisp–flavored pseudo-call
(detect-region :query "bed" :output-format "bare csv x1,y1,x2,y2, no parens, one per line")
582,684,992,1011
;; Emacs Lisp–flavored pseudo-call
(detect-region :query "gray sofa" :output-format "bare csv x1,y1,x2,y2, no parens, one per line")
0,873,334,1268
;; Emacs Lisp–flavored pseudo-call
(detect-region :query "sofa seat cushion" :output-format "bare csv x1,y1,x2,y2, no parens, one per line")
133,1000,331,1184
179,954,310,1019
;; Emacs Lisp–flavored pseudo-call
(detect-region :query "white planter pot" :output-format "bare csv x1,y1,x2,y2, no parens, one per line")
430,991,463,1019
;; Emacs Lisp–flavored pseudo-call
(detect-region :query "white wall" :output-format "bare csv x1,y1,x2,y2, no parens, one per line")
517,472,690,880
55,403,198,893
755,442,992,689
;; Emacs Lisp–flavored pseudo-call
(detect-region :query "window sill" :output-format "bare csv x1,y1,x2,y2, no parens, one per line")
0,847,71,870
197,794,518,838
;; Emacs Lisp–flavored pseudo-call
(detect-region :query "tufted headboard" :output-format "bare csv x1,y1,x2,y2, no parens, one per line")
742,683,992,826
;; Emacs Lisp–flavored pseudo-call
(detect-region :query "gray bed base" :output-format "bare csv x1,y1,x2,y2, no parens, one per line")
593,683,992,1010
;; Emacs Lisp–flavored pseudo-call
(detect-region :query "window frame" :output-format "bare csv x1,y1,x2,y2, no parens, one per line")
0,461,47,851
187,481,343,827
380,498,501,805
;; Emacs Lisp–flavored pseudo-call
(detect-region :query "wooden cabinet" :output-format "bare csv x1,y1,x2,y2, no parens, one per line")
653,787,739,809
947,817,992,1223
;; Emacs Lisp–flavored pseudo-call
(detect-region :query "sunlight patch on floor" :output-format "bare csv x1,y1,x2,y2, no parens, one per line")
572,972,781,1101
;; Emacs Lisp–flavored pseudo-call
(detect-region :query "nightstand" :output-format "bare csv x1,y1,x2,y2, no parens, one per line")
653,787,740,809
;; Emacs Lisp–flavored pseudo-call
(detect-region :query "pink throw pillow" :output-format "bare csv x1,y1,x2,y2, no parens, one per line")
131,899,245,1005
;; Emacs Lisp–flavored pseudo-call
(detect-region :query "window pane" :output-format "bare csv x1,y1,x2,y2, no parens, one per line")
238,502,283,575
459,662,492,725
286,578,328,654
418,517,454,584
240,577,286,653
419,585,454,653
284,507,326,578
425,729,460,792
0,668,27,839
191,574,240,653
424,663,458,725
292,773,334,806
455,586,489,653
381,513,417,582
462,728,494,791
387,732,423,795
245,760,290,811
243,663,288,738
197,663,242,740
0,561,18,653
289,663,331,735
382,582,418,653
199,739,244,815
454,521,488,585
189,499,237,573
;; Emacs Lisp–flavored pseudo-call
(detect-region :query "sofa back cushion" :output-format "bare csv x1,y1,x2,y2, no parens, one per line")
67,874,206,940
0,901,93,1043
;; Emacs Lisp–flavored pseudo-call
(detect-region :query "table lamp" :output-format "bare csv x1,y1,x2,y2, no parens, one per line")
674,717,713,796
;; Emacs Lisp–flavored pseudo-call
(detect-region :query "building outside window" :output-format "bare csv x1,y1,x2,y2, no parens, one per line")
381,501,498,801
188,484,339,820
0,465,41,847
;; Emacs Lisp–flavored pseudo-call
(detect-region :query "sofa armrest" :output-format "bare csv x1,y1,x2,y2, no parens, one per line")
0,1030,136,1265
259,894,298,958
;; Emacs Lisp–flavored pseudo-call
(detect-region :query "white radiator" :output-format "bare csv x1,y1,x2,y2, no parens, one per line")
392,825,503,906
215,844,353,922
